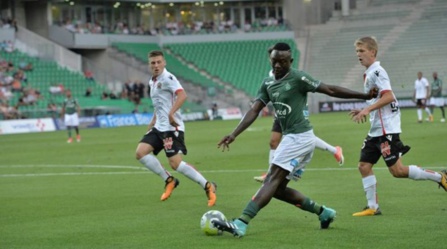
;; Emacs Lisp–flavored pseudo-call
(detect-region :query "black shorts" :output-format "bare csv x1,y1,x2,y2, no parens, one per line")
139,128,187,157
271,117,282,133
416,99,427,107
360,134,411,167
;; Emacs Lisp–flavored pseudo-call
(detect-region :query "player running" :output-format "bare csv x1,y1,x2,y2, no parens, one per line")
349,36,447,216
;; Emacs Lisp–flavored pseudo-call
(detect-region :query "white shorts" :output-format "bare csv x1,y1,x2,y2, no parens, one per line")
271,130,316,181
429,97,445,107
64,113,79,126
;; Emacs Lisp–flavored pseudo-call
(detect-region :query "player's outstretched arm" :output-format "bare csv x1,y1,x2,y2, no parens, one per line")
218,100,265,151
350,90,395,123
316,82,377,100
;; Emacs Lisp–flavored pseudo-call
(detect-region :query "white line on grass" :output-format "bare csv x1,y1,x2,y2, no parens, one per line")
0,165,446,178
0,165,142,170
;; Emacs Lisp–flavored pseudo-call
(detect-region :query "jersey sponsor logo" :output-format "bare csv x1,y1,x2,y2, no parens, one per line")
273,102,292,117
380,141,391,157
265,80,274,86
301,76,319,87
272,92,279,98
163,137,173,150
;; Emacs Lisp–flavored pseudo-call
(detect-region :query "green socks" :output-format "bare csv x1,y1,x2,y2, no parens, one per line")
301,197,323,215
239,200,260,224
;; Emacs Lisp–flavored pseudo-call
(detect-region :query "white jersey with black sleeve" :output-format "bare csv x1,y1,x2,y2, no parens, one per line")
149,68,185,132
364,61,401,137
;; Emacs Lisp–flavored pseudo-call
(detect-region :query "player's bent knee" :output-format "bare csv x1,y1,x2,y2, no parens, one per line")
358,163,373,175
135,151,145,160
389,168,406,178
168,155,182,170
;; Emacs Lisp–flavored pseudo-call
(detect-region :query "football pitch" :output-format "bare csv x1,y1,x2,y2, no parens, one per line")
1,109,446,249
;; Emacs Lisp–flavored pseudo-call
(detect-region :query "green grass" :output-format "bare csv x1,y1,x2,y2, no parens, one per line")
1,109,446,249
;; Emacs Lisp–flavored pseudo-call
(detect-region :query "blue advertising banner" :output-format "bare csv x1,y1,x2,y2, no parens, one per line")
53,117,99,130
96,113,154,127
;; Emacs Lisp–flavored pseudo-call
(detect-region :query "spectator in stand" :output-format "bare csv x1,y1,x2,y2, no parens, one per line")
13,69,27,83
120,86,128,99
49,83,64,95
18,88,41,106
11,77,23,93
101,91,109,100
18,60,33,72
0,102,19,119
84,87,92,97
109,92,118,99
136,81,146,99
47,102,58,118
2,41,14,53
0,86,12,102
84,70,94,81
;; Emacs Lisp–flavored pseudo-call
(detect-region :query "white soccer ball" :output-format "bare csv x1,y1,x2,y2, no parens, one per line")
200,210,227,236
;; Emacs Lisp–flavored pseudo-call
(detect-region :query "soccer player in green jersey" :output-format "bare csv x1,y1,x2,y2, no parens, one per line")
212,42,378,237
61,89,81,143
428,72,445,122
254,46,344,183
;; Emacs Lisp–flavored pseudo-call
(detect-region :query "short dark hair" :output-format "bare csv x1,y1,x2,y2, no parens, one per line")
149,50,164,58
272,42,291,52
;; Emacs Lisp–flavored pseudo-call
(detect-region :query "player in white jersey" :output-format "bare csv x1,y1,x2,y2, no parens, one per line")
253,68,344,182
349,36,447,216
413,71,433,122
135,50,216,207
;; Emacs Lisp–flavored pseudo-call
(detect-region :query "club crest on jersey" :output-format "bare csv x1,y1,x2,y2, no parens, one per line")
157,82,162,89
380,141,391,157
285,83,291,91
163,137,173,150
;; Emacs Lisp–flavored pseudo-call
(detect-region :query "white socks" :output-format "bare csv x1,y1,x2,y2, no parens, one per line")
140,155,209,188
408,165,441,182
139,154,170,180
315,137,337,154
362,175,378,210
176,161,208,188
417,109,422,120
425,107,432,115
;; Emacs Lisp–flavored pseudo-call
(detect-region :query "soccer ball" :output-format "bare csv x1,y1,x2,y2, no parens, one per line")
200,210,227,236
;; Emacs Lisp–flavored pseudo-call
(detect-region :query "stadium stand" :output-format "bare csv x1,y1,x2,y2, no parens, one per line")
166,39,300,96
112,42,217,90
306,0,447,99
0,49,154,118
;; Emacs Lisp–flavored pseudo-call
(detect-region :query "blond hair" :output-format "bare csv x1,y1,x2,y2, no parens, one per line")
354,36,378,57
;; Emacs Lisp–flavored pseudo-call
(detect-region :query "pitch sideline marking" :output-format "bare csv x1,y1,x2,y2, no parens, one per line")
0,164,446,178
